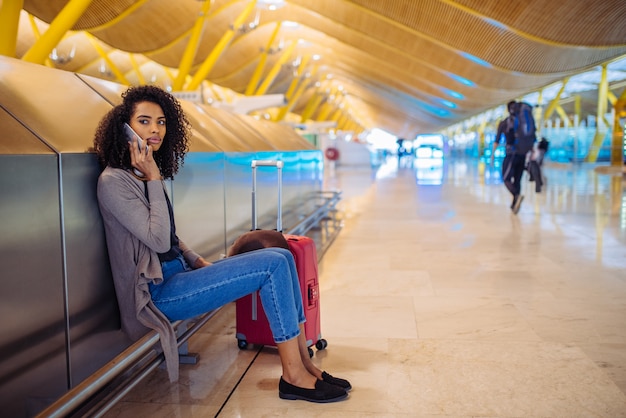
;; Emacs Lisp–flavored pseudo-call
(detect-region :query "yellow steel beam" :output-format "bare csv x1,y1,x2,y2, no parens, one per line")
339,116,349,130
587,64,609,162
274,60,317,121
173,0,213,91
86,33,130,85
300,92,324,122
163,66,175,85
555,105,569,126
204,81,225,102
330,107,343,122
336,113,347,129
543,77,569,120
316,101,335,121
186,0,257,91
478,115,487,156
283,55,310,100
0,0,23,57
22,0,94,64
608,90,617,106
128,53,145,85
254,40,296,95
610,88,626,167
100,0,236,56
245,21,282,95
315,86,340,121
26,14,53,67
345,117,356,132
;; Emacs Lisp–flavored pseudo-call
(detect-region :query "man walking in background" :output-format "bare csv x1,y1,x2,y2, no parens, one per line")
492,101,537,214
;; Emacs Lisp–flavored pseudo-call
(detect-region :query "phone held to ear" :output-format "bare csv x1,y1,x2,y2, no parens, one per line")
123,123,145,178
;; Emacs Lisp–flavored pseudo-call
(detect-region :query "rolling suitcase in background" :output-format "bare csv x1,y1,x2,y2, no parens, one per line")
234,160,327,357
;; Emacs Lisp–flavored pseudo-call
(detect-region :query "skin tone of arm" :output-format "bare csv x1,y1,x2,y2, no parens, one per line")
192,257,212,268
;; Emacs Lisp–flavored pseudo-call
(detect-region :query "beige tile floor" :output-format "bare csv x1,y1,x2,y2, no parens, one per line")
104,157,626,417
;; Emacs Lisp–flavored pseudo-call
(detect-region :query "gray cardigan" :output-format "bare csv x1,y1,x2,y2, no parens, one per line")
97,167,201,382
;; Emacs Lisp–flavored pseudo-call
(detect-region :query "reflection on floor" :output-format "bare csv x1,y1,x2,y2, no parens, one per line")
105,157,626,417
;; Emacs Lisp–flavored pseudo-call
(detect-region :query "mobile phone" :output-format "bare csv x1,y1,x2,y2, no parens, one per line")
124,123,144,151
123,123,145,177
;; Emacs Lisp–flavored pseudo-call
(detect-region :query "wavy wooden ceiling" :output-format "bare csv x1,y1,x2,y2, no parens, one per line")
19,0,626,138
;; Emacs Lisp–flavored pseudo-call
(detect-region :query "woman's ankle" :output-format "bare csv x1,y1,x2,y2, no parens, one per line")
282,371,317,389
303,362,322,380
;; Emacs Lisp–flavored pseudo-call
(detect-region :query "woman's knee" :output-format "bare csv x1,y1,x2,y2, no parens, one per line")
246,247,293,269
261,246,292,257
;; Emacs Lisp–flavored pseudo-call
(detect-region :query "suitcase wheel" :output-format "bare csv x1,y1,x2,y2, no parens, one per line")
237,339,248,350
315,339,328,351
308,347,314,358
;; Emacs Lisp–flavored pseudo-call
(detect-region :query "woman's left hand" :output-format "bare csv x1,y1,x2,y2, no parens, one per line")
193,257,212,269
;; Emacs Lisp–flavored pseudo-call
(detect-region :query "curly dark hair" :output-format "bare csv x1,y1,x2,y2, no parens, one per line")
93,85,191,179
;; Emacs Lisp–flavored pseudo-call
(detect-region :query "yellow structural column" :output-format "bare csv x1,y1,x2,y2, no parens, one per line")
245,21,282,95
316,101,335,121
543,77,569,120
128,53,145,85
25,14,53,67
338,116,348,130
254,41,296,96
336,113,347,129
173,0,213,91
330,106,343,122
283,56,311,100
587,64,609,162
328,93,345,123
186,0,257,91
274,60,317,121
86,33,130,85
555,106,570,127
315,86,340,121
0,0,23,57
22,0,94,64
611,89,626,167
344,117,354,131
478,115,487,156
300,91,324,123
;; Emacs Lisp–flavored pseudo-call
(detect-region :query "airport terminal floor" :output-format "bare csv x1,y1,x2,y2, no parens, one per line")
103,155,626,417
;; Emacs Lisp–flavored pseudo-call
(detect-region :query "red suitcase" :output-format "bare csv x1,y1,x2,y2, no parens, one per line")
235,160,327,356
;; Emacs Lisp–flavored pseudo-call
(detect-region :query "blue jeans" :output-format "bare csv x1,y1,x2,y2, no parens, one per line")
149,247,305,343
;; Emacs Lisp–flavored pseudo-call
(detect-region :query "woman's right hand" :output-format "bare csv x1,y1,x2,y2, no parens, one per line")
192,257,212,269
129,138,161,181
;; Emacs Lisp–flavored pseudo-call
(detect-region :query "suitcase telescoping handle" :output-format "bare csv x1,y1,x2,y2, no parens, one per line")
251,160,284,232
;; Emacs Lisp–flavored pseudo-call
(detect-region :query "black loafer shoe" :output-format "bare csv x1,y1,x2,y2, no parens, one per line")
322,371,352,391
279,377,348,403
